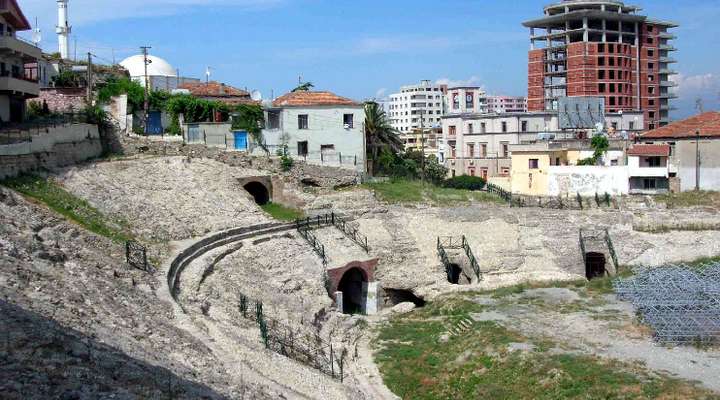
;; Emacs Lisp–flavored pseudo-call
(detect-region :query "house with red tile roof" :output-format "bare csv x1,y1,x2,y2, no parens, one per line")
177,81,256,106
259,90,366,172
627,144,671,194
640,112,720,192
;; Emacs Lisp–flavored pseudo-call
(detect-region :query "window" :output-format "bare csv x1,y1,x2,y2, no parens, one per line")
648,49,655,57
598,57,606,66
320,144,335,154
521,121,528,132
501,167,510,176
298,114,309,130
646,37,653,45
501,121,507,133
449,125,456,136
646,157,661,167
297,141,308,156
612,122,618,130
648,86,655,95
529,159,539,169
644,178,657,190
609,70,615,80
501,142,509,158
599,83,606,93
629,121,635,130
467,143,475,157
466,93,474,109
598,70,606,79
468,123,473,134
480,143,487,158
649,99,655,106
481,122,486,133
480,168,488,180
648,62,654,70
343,114,354,128
452,94,460,109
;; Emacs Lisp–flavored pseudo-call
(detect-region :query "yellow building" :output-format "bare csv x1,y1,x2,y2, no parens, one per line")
510,141,629,196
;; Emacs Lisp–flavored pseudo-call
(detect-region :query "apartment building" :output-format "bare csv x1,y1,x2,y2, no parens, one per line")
387,80,447,133
441,109,643,181
523,0,677,130
0,0,40,123
486,96,528,113
446,87,488,114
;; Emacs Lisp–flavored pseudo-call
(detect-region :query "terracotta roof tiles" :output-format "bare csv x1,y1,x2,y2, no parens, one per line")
627,144,670,157
642,112,720,139
178,81,250,98
272,91,360,107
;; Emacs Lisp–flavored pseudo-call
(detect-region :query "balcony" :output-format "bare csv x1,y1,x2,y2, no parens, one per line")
659,80,678,87
658,69,677,75
659,57,677,64
660,92,678,99
658,32,676,40
0,73,39,96
0,34,41,61
659,44,677,52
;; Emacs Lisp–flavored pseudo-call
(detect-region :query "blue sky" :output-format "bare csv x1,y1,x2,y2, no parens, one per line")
20,0,720,119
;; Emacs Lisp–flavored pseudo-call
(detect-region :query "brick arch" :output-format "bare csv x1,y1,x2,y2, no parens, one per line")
327,259,378,300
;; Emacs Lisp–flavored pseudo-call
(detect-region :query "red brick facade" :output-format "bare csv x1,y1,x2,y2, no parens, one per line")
527,49,545,112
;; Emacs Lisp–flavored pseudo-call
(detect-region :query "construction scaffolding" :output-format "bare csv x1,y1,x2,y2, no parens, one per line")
613,264,720,345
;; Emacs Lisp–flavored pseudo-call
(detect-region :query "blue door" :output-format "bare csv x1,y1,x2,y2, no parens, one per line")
187,124,201,143
147,111,163,135
234,130,248,151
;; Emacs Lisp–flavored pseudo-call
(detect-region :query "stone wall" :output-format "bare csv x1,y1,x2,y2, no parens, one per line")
0,123,102,179
31,88,86,113
118,135,361,189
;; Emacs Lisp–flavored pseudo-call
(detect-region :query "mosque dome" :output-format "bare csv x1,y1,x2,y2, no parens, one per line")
119,54,177,78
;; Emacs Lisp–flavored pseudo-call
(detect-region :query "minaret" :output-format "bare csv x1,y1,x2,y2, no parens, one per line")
56,0,71,59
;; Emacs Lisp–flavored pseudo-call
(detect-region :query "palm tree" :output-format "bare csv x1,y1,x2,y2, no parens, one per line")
364,101,403,176
292,82,314,92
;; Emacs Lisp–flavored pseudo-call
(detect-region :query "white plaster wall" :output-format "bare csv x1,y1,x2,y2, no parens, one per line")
677,140,720,192
0,124,99,156
627,156,668,178
548,166,629,196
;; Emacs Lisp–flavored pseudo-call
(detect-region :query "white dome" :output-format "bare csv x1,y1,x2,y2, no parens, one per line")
120,54,176,78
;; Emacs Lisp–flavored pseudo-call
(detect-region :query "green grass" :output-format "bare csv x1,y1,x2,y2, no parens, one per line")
656,190,720,209
260,202,304,221
374,292,718,400
363,179,505,206
2,174,133,243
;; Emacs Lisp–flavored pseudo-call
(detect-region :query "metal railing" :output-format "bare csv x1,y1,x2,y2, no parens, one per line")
296,220,327,266
296,213,370,255
605,228,619,272
437,236,482,281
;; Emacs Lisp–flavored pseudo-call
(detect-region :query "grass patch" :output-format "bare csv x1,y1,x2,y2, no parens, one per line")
363,179,505,206
1,174,133,243
656,190,720,209
374,292,718,400
259,202,304,221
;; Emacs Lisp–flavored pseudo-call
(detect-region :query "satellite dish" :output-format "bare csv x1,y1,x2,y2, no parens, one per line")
251,90,262,101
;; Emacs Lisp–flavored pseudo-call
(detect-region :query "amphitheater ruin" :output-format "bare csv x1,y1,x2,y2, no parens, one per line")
2,137,720,399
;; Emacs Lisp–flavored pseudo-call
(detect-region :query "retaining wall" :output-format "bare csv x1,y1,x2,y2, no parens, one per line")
0,123,102,179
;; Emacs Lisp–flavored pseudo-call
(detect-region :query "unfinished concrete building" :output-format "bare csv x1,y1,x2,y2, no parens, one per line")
523,0,677,130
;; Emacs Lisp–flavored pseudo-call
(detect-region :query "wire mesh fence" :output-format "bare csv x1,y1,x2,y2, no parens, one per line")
613,263,720,345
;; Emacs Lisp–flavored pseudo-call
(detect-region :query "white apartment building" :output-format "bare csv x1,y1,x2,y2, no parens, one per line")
387,80,447,133
486,96,528,113
446,87,488,114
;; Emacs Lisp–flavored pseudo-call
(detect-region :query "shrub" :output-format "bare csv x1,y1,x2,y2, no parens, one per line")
442,175,487,191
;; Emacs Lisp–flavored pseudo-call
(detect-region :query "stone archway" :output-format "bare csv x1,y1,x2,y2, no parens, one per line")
337,268,367,314
243,181,270,205
585,252,606,280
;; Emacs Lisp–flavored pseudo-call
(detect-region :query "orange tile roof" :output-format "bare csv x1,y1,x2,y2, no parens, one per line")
178,81,250,98
272,91,360,107
642,112,720,139
627,144,670,157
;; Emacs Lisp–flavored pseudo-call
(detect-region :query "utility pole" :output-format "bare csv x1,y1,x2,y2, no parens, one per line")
86,52,92,102
419,110,426,184
141,46,151,136
696,130,701,191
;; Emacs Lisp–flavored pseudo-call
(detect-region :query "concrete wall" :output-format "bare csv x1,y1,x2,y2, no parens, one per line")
676,140,720,192
182,122,235,149
0,123,102,179
548,166,629,196
260,106,366,171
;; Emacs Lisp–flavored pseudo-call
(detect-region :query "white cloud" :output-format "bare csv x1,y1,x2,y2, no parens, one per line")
21,0,282,26
375,88,387,98
435,76,484,88
671,73,720,95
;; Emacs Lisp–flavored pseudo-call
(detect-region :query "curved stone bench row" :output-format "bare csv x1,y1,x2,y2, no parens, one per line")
167,222,297,307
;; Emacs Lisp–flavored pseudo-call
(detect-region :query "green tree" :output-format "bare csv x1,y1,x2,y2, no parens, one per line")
364,101,404,176
591,135,609,162
292,82,314,92
96,77,145,112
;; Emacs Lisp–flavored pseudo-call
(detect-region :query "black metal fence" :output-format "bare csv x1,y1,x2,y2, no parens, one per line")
296,213,370,255
238,292,347,381
437,236,482,281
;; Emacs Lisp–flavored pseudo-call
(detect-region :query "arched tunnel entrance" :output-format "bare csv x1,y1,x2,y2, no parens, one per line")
585,252,607,280
338,268,367,315
244,182,270,205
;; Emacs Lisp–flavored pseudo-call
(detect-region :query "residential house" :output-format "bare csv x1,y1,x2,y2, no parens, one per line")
259,91,366,171
627,144,670,194
640,112,720,192
0,0,40,123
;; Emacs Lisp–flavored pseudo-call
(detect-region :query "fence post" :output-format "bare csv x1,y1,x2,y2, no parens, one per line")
330,343,334,378
354,155,357,166
339,152,342,164
331,212,335,225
